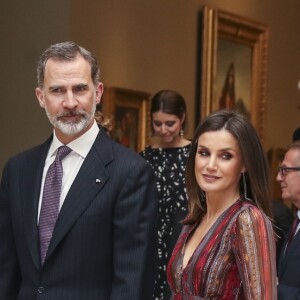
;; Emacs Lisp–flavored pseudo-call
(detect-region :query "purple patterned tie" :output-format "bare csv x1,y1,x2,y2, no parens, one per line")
39,145,72,265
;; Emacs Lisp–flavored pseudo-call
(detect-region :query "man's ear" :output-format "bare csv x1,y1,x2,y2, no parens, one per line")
95,82,104,105
36,87,46,108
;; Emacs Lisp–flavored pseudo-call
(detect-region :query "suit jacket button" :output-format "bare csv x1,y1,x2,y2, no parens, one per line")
37,286,45,294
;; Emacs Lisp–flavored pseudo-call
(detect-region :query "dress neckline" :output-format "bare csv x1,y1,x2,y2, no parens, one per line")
180,199,241,273
148,143,191,151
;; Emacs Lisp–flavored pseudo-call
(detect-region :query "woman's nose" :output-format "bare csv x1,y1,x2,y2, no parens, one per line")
161,125,168,134
207,156,217,170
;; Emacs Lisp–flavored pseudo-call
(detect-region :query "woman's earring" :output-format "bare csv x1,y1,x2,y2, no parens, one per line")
179,128,184,138
242,172,251,201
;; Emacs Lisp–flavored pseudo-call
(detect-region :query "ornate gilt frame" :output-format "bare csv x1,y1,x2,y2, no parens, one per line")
200,6,269,142
97,87,150,153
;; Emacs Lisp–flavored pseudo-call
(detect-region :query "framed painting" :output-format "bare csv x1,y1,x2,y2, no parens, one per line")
199,6,269,142
96,87,150,153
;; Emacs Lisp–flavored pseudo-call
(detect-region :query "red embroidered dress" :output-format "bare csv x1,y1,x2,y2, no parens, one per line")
167,200,277,300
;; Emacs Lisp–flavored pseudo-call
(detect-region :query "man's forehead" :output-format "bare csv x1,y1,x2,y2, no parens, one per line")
44,57,91,81
285,148,300,163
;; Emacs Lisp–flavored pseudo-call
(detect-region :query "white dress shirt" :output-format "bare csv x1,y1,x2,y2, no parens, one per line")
37,121,99,223
295,210,300,235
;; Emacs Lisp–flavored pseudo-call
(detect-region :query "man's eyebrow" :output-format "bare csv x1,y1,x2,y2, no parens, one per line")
48,85,63,91
75,83,88,87
72,83,89,90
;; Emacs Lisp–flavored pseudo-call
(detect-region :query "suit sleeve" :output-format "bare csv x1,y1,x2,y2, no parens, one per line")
278,284,300,300
0,163,21,299
233,207,277,300
110,158,158,300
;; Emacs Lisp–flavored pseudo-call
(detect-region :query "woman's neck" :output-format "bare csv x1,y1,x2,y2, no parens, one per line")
154,137,190,149
205,191,239,223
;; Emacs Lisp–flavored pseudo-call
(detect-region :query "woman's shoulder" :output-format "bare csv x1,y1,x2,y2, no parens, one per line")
235,201,271,227
238,200,265,214
141,142,191,152
139,145,154,155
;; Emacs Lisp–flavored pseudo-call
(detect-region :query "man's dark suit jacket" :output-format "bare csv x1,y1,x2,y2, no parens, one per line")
278,219,300,300
0,128,158,300
272,199,293,267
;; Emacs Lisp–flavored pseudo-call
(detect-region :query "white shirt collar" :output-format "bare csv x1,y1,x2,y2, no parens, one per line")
49,120,100,158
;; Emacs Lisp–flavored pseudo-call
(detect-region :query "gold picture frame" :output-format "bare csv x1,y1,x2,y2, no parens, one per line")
200,6,269,142
97,86,150,153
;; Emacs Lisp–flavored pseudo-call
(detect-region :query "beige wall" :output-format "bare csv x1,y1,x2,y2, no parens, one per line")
1,0,300,176
69,0,300,150
0,0,70,174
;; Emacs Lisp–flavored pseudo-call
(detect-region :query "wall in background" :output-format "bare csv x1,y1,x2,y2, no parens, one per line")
69,0,300,149
1,0,300,176
0,0,70,174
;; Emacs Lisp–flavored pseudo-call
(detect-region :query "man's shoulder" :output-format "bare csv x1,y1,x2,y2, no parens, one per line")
93,135,155,179
6,138,51,166
96,131,148,164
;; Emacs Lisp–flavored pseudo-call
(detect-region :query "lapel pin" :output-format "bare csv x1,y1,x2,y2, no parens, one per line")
95,179,101,184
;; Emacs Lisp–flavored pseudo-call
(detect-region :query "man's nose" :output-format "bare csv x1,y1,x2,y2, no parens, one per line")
63,91,78,108
276,171,283,182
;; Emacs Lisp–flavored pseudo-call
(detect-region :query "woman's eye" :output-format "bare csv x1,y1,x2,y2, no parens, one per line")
166,122,175,127
198,150,209,156
221,152,233,160
153,122,162,127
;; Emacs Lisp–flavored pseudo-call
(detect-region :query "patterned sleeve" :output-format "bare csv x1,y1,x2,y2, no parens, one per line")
233,205,277,300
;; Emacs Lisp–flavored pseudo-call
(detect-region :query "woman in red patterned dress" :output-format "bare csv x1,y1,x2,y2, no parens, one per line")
167,110,277,299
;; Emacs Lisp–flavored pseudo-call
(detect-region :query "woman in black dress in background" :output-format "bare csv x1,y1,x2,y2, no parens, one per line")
140,90,191,299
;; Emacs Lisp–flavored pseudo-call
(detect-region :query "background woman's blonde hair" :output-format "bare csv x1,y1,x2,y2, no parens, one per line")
95,111,113,134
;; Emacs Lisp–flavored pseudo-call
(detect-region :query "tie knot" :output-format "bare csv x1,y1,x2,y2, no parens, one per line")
56,146,72,162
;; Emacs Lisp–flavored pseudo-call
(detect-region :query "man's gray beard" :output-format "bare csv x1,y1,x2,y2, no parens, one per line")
46,103,96,136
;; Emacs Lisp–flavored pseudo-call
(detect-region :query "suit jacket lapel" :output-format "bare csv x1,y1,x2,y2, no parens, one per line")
46,131,113,261
22,137,52,270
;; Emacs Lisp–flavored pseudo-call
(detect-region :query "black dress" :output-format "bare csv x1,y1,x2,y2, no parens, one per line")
140,144,191,300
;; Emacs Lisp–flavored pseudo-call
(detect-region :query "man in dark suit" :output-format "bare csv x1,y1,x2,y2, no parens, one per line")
0,41,158,300
272,198,293,267
277,141,300,299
